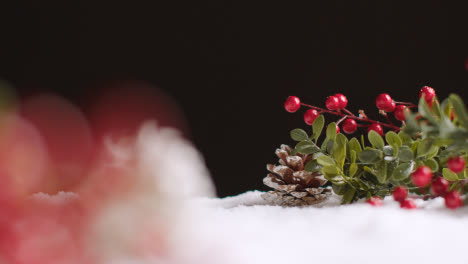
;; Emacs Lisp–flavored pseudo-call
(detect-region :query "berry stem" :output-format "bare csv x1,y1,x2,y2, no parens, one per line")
380,111,395,126
342,108,356,117
300,103,401,131
394,101,418,108
336,115,347,125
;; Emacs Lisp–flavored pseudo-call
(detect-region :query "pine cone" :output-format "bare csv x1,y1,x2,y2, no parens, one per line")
261,144,331,206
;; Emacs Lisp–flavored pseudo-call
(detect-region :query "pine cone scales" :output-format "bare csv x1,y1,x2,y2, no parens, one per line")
262,144,331,206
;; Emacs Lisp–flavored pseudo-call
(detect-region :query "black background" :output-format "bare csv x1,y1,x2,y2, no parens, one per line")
1,1,467,197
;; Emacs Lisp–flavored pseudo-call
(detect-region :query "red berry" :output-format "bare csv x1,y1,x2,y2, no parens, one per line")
325,96,340,110
366,196,383,206
367,124,383,136
394,105,409,121
392,186,408,202
419,86,436,104
444,191,463,209
375,93,396,112
447,156,466,173
400,199,417,209
334,93,348,109
303,109,319,125
342,119,357,134
431,177,449,196
336,125,340,134
284,96,301,113
411,166,433,187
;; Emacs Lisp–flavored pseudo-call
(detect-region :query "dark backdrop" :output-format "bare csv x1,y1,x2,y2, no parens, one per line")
1,1,467,197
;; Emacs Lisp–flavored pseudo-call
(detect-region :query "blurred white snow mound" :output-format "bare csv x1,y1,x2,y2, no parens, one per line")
91,121,216,263
24,121,216,264
104,121,215,199
135,121,215,199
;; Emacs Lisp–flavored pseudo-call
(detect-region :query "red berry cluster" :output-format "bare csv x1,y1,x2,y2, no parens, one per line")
392,186,417,209
366,196,383,206
391,157,466,210
284,87,435,136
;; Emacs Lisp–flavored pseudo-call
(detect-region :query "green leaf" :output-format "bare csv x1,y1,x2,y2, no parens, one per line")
333,133,348,168
368,130,385,149
398,146,414,162
443,168,459,181
323,165,340,175
417,138,434,157
348,137,362,156
363,166,374,174
440,98,451,117
449,94,468,129
411,141,419,154
342,188,356,204
375,160,388,183
424,158,439,172
358,149,382,163
392,162,414,180
438,114,458,139
296,142,320,154
290,129,309,141
461,169,468,179
332,183,348,195
432,99,442,119
383,145,394,156
403,113,422,136
418,96,437,123
316,155,336,167
295,140,311,148
304,160,321,172
350,150,357,163
326,140,334,153
426,145,439,159
349,163,358,177
398,131,414,145
386,131,402,147
312,115,325,141
312,152,325,160
326,122,337,140
321,138,329,152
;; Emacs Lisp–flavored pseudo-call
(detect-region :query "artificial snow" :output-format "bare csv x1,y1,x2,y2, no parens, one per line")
176,191,468,264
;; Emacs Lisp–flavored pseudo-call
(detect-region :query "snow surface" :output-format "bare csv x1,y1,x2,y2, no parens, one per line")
177,191,468,264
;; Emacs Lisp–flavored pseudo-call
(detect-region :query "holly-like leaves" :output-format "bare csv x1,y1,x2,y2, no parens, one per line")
449,94,468,129
386,131,402,153
398,146,413,162
312,115,325,142
283,93,468,205
295,141,320,154
368,130,384,149
348,137,362,156
443,168,458,181
290,129,307,141
326,122,337,140
358,149,382,163
392,162,414,181
317,155,335,167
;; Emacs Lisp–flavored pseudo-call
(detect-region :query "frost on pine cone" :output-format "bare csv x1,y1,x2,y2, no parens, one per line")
262,145,331,206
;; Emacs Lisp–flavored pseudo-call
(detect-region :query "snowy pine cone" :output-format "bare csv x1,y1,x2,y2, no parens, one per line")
262,144,331,206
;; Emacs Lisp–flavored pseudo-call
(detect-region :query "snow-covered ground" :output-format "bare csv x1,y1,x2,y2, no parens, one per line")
176,191,468,264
